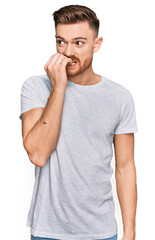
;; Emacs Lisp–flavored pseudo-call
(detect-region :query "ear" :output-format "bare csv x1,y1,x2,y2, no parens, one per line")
93,36,103,53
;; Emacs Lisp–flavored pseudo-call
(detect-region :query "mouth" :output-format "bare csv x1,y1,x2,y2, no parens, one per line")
67,61,78,67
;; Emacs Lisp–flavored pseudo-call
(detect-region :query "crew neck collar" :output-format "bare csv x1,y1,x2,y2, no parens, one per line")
67,75,104,89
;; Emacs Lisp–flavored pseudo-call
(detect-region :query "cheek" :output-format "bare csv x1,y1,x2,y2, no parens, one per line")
83,45,94,57
80,48,93,63
82,45,93,54
77,45,93,55
56,47,63,54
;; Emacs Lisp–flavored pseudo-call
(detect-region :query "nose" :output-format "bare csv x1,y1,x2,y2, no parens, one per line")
63,43,74,57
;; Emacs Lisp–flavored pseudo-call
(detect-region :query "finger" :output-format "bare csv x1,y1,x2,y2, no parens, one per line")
44,53,59,70
60,57,72,67
47,53,64,70
44,54,56,70
55,55,72,66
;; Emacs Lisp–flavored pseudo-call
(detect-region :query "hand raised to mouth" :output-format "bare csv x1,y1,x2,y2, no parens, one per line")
44,53,72,92
64,54,79,66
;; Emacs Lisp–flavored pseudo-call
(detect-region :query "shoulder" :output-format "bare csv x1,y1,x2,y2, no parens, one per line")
21,74,51,101
102,75,132,101
20,74,51,107
22,74,51,89
21,75,52,100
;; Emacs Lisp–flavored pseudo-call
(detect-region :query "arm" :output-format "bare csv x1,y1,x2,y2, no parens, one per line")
22,53,72,167
113,133,137,240
23,87,65,167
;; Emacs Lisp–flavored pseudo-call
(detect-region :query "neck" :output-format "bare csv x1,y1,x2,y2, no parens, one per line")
68,65,101,86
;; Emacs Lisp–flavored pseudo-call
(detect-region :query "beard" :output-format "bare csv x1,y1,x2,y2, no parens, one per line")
66,55,93,77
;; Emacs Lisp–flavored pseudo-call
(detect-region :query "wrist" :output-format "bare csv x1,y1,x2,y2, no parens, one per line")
124,228,136,240
52,86,66,94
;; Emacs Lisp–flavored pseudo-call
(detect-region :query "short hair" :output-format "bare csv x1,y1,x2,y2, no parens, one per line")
52,4,100,37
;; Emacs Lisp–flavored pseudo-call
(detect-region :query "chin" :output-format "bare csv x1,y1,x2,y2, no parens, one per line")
66,70,80,78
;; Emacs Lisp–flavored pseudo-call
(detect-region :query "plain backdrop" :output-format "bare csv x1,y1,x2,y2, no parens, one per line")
0,0,155,239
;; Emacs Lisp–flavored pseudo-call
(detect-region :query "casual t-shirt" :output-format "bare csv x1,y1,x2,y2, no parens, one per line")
19,74,138,240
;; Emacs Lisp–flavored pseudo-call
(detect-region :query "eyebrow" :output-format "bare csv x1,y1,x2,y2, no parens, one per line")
55,35,87,40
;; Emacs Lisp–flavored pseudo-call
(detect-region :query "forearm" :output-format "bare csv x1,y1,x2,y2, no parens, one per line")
24,87,65,167
115,162,137,239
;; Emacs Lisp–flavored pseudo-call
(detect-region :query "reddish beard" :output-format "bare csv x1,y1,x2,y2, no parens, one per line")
66,56,93,77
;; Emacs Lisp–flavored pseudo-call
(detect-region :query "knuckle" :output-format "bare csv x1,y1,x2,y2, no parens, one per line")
47,65,50,70
52,65,56,71
56,53,61,57
57,67,61,72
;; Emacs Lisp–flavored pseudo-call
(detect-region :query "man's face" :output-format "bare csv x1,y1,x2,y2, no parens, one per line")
55,21,96,77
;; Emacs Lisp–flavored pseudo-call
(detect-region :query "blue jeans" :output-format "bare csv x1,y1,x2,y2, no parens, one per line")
31,233,117,240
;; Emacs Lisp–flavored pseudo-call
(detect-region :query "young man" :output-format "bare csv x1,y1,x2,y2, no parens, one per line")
19,5,138,240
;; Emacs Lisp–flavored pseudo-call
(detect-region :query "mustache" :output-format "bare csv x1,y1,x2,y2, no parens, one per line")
64,55,79,62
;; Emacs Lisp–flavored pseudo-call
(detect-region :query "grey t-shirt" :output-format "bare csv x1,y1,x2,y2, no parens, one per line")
19,74,138,240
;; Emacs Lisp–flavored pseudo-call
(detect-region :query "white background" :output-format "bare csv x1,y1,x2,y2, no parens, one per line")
0,0,155,239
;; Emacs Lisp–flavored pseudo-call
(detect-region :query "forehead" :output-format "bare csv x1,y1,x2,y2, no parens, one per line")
56,21,94,39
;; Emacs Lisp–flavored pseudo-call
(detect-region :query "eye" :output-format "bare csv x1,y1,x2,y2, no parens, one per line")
56,40,65,45
76,41,84,46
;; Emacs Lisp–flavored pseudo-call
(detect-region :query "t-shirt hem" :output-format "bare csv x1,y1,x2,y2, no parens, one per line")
19,105,45,119
26,220,118,240
114,128,138,134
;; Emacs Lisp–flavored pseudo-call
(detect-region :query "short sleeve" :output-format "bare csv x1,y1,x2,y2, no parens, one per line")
19,76,45,120
114,90,138,134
